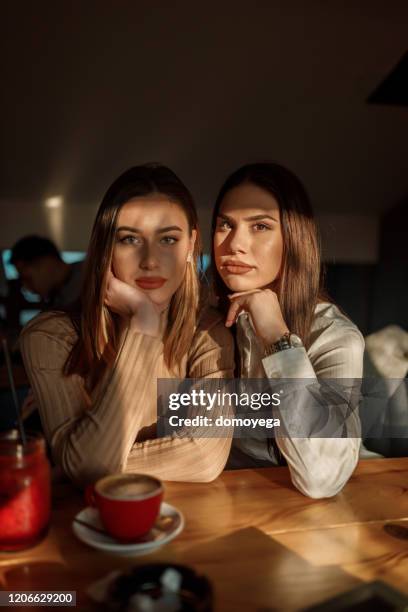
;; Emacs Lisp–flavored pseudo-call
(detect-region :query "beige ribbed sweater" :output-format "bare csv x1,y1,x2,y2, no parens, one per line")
20,308,234,487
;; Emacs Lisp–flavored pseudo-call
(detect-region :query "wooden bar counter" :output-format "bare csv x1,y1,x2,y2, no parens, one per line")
1,458,408,610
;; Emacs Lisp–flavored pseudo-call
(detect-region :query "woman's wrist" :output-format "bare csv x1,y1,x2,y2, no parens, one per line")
129,307,160,337
263,331,304,356
260,326,290,346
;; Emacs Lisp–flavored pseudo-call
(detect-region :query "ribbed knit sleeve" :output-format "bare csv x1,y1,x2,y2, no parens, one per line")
124,309,235,482
20,313,164,487
20,309,234,487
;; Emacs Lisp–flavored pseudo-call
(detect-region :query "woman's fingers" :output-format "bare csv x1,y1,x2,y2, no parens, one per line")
225,291,260,326
105,276,141,316
104,270,117,305
228,289,262,300
226,297,245,327
104,274,163,323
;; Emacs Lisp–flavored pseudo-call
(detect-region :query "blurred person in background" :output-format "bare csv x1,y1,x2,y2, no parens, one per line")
10,235,85,309
3,237,85,427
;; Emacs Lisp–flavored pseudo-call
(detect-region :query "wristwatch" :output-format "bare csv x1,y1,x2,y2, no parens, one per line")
264,332,303,356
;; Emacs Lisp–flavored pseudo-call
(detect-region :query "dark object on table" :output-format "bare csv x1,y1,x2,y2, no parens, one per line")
303,580,408,611
108,563,213,611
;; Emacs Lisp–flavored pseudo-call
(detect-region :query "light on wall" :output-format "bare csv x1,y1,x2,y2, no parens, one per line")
44,195,64,245
45,196,63,208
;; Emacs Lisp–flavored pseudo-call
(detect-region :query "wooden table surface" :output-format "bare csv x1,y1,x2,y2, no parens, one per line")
1,458,408,611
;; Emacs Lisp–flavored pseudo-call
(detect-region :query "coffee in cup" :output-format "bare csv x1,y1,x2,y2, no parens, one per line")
87,474,163,542
98,475,159,500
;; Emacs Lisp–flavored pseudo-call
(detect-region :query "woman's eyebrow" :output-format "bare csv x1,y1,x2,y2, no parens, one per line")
217,213,233,222
116,226,141,233
157,226,183,233
116,225,183,233
244,214,279,223
217,213,278,223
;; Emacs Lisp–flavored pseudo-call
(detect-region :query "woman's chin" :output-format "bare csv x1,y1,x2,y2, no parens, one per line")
150,293,171,308
222,276,259,293
137,287,170,306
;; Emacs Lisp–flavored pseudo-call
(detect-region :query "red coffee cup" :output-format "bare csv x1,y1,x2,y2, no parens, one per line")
86,474,163,542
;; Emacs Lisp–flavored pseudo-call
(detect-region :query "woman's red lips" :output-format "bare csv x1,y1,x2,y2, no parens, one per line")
221,261,254,275
136,277,167,289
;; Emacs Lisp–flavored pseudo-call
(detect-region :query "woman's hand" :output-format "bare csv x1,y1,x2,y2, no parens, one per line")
105,271,161,337
226,289,289,345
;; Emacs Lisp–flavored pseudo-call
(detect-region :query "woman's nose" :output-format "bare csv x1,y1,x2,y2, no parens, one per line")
227,227,248,254
139,244,159,269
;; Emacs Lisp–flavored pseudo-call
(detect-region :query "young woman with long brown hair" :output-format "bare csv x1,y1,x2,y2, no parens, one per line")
212,162,364,498
20,164,234,487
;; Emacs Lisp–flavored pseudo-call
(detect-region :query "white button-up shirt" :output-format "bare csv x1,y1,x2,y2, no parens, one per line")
231,302,364,498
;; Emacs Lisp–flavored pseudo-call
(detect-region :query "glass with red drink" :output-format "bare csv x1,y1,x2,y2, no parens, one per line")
0,430,51,551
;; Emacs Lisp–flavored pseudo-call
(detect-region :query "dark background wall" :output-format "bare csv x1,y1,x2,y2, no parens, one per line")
1,0,407,334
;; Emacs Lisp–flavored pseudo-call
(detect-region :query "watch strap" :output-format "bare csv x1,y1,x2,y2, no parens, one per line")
264,332,292,356
264,332,303,356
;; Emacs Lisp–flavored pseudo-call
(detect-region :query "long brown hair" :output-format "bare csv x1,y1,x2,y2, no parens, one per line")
65,164,201,386
211,162,327,348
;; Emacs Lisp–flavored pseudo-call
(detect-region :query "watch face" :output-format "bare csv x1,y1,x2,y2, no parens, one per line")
289,334,303,347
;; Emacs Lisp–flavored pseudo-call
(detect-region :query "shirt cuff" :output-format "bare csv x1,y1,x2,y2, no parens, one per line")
262,346,316,379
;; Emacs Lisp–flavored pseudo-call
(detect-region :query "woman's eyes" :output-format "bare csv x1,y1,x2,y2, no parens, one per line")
119,235,142,245
216,220,271,232
252,223,271,232
216,220,232,231
118,234,178,245
159,236,178,245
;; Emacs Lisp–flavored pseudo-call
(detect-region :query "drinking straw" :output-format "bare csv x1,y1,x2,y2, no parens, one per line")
1,338,26,446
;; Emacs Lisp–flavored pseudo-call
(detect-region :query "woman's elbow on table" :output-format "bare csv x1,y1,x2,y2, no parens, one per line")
190,438,232,483
292,472,348,499
55,439,122,488
287,438,360,499
194,459,224,483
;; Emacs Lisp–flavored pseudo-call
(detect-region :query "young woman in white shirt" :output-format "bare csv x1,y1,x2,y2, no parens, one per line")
211,162,364,498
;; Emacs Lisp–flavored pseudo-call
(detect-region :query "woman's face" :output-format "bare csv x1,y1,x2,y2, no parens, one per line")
112,195,196,309
213,183,283,293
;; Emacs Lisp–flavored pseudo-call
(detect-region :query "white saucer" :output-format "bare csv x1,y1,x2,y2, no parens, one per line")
72,502,184,555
